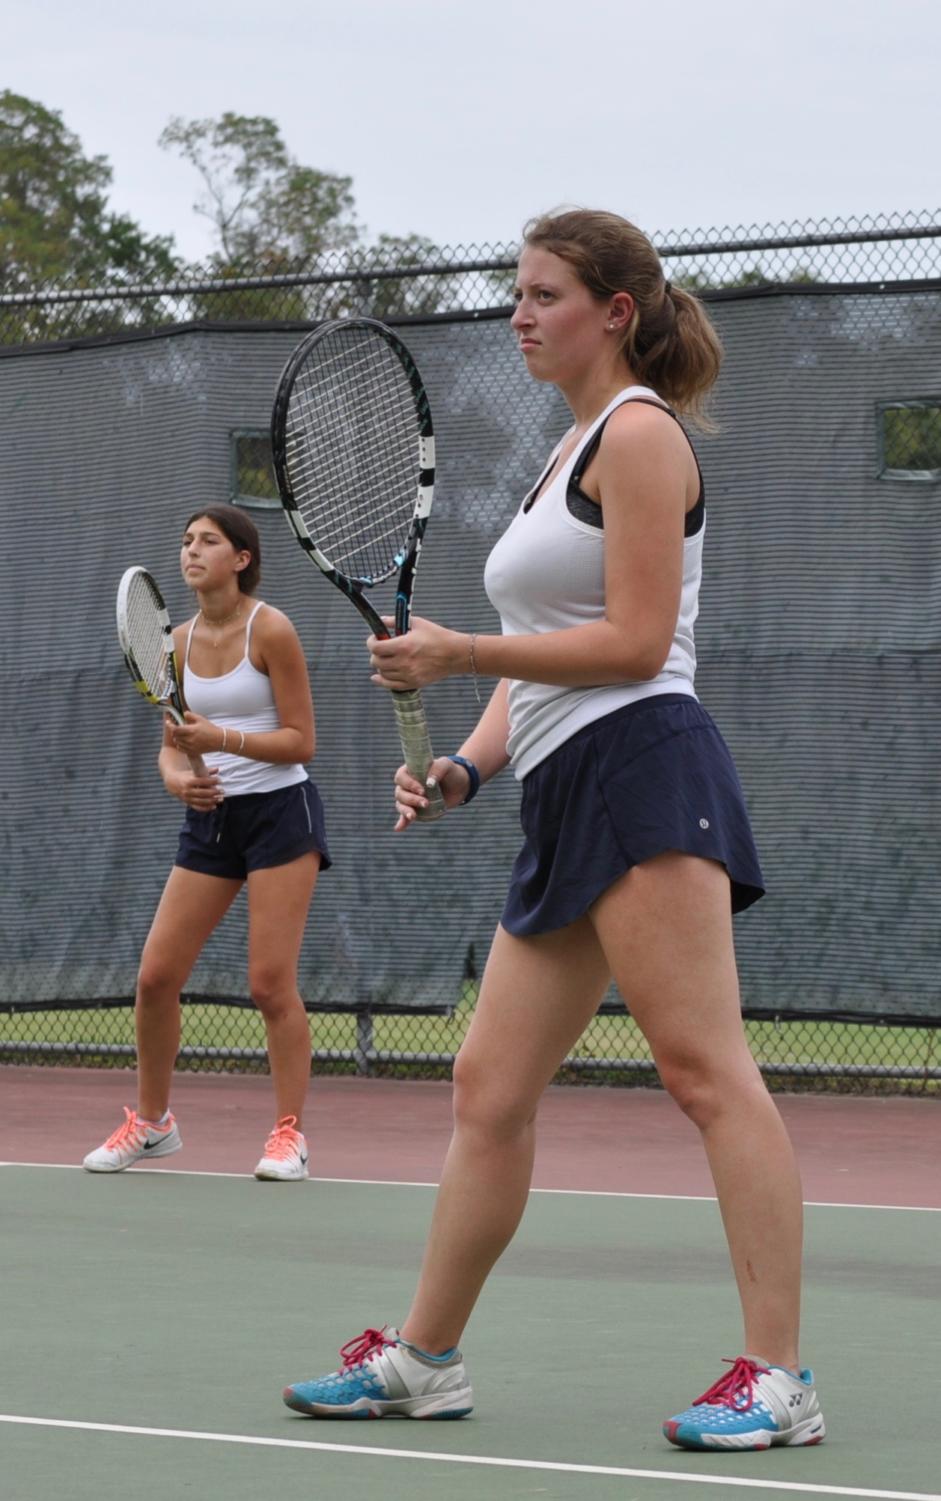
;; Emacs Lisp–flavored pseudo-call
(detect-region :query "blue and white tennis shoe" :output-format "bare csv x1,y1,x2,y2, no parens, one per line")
283,1326,473,1419
663,1356,825,1450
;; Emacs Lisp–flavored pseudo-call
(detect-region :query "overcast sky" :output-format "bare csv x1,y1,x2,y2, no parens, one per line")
8,0,941,264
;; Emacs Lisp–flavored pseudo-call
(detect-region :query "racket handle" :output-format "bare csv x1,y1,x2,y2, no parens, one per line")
392,689,446,823
166,710,211,780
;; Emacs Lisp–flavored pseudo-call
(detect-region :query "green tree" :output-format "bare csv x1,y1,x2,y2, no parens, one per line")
0,91,177,343
160,115,471,320
159,112,358,269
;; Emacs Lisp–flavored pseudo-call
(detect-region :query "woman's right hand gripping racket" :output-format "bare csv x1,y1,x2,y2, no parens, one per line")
271,316,445,822
115,565,210,779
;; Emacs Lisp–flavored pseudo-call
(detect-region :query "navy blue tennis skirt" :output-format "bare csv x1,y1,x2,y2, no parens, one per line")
176,779,331,881
501,694,765,936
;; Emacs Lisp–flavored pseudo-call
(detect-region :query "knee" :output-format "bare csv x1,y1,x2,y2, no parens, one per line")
451,1049,536,1143
656,1049,764,1130
248,966,295,1017
136,960,177,1006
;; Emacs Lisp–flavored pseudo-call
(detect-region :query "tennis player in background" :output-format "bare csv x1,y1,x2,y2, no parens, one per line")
84,504,329,1181
282,210,825,1448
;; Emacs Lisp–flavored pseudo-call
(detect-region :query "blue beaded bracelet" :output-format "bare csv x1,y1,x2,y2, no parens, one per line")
446,754,481,805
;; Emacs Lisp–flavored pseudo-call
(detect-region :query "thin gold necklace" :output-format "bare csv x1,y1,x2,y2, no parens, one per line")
199,603,242,647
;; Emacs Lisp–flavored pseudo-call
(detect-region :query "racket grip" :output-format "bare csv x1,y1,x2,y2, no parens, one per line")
166,712,211,780
392,689,446,823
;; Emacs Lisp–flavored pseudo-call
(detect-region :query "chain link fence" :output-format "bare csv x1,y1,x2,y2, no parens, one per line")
3,210,940,1094
2,992,939,1094
1,211,940,346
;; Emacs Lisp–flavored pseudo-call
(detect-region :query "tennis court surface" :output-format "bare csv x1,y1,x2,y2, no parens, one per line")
2,1070,939,1501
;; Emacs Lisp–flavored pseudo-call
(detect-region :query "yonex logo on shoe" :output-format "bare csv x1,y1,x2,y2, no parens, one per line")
788,1393,803,1407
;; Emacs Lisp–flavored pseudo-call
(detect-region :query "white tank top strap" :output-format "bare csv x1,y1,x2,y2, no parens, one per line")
243,599,264,658
184,614,198,667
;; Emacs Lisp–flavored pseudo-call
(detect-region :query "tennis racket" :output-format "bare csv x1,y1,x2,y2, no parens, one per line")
271,316,445,822
116,566,210,778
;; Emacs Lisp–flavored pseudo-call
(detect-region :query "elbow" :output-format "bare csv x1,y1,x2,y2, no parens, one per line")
628,652,669,683
605,619,672,684
618,642,671,683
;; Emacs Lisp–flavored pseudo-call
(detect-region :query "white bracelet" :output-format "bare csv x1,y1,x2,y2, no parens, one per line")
220,727,228,752
237,731,246,755
469,632,482,706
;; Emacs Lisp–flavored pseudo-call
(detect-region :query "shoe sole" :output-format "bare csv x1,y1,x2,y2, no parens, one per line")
254,1164,310,1181
282,1388,474,1420
82,1135,182,1172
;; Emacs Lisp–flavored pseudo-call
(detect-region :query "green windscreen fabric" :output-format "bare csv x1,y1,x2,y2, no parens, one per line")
1,287,939,1019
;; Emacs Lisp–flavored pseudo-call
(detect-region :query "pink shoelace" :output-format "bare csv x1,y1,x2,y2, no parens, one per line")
339,1327,397,1370
104,1107,154,1149
261,1115,303,1160
693,1357,770,1412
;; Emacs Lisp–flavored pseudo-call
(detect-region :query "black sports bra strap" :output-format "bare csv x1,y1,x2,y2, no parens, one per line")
568,398,705,531
571,398,689,484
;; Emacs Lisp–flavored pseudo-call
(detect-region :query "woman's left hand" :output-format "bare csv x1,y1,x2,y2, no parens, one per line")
168,711,222,755
368,616,467,690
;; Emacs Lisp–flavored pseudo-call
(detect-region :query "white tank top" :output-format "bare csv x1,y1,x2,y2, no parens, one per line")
183,601,308,796
483,386,703,781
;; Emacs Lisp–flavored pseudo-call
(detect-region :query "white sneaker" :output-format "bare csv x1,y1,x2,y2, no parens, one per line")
283,1326,473,1418
83,1107,182,1173
254,1115,309,1181
664,1356,826,1449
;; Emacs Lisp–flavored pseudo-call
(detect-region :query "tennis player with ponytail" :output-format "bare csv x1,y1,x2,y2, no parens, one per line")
282,211,824,1449
84,505,330,1182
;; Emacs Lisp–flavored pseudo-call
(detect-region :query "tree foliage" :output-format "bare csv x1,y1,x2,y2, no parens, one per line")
0,97,469,341
158,112,358,269
159,114,460,321
0,90,176,292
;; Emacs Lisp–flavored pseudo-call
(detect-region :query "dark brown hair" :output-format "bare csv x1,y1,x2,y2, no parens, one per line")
523,208,722,426
183,504,261,594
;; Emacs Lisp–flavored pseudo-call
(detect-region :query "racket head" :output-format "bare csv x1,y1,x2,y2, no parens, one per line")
271,318,435,593
115,566,184,719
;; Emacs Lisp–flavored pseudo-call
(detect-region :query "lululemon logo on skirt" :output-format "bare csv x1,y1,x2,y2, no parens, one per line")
699,818,710,829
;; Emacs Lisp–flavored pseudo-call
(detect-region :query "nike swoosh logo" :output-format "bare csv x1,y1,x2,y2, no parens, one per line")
142,1138,168,1150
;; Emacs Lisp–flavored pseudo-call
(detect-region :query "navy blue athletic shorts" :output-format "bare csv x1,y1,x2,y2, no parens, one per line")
501,694,764,936
175,779,331,880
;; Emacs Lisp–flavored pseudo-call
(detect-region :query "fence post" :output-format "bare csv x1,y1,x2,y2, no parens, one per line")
354,1007,374,1076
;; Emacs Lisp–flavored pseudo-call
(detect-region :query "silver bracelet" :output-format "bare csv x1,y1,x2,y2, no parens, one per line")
469,632,482,706
220,727,228,752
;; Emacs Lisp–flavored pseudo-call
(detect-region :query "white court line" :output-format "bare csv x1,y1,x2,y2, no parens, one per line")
0,1416,938,1500
1,1161,939,1213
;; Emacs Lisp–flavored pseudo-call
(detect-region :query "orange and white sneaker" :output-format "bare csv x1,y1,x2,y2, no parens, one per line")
82,1107,182,1172
254,1115,309,1181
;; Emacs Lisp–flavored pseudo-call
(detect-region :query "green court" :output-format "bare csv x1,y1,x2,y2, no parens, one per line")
2,1164,938,1501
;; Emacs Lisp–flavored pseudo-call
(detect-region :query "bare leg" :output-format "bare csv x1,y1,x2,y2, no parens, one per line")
137,867,242,1121
246,852,320,1129
590,852,803,1369
400,919,611,1353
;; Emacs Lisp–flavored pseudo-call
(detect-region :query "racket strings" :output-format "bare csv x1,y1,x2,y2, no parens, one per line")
284,331,420,581
125,577,173,698
288,374,416,569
